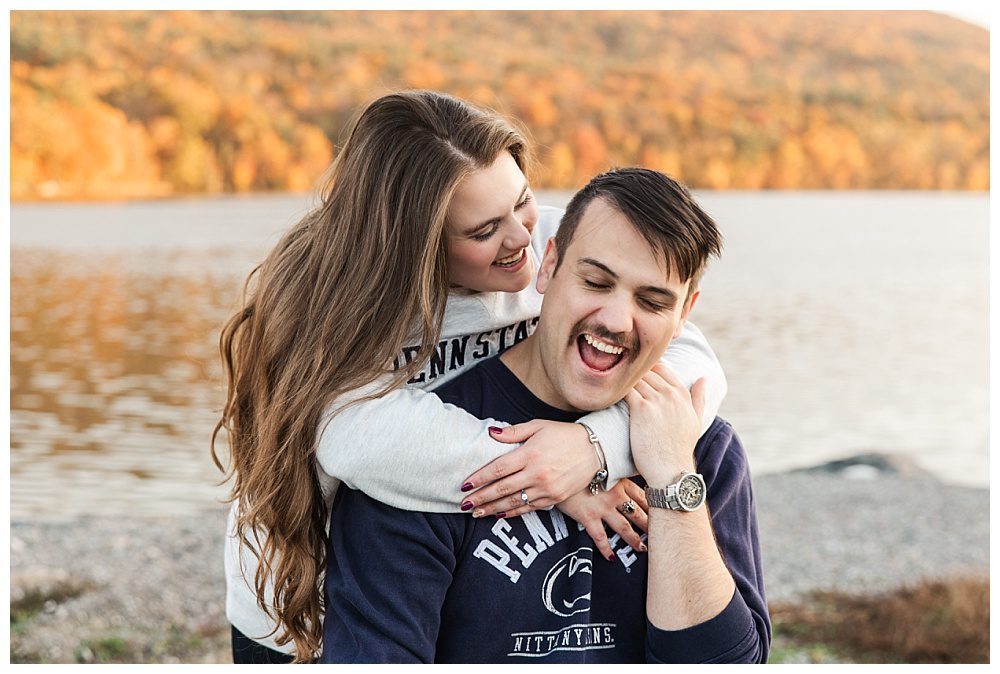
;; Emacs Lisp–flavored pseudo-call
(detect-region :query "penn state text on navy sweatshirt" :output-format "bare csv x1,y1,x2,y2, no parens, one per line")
322,356,770,663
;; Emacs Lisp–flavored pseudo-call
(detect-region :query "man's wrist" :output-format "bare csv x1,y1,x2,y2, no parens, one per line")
642,459,697,488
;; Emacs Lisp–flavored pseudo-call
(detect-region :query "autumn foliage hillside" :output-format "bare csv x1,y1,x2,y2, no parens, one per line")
10,10,989,201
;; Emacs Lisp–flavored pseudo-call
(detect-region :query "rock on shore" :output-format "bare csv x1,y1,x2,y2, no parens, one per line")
9,466,990,663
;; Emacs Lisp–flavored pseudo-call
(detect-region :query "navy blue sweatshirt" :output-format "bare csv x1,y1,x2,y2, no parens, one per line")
322,356,770,663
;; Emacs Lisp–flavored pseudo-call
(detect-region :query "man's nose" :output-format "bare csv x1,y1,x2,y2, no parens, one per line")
594,296,634,336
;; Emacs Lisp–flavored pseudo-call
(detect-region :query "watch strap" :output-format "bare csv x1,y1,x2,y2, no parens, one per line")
644,471,706,511
645,485,672,509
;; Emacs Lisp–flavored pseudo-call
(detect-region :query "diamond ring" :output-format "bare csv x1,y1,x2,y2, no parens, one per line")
520,489,530,505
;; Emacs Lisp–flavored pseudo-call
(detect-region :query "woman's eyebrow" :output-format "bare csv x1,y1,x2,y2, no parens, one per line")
461,182,529,236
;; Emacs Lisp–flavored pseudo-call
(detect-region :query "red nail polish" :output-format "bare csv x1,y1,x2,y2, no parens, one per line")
461,482,474,492
461,501,473,512
606,554,616,562
489,426,502,434
496,512,507,519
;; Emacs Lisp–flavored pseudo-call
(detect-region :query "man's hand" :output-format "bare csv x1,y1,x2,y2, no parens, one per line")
628,365,736,633
625,364,706,487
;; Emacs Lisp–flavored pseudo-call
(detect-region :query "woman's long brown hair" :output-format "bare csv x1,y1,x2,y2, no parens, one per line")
210,91,530,661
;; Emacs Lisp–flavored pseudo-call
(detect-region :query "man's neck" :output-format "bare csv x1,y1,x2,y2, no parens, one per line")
499,336,579,412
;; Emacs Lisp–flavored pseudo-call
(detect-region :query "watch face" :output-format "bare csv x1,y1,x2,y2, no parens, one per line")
677,474,705,510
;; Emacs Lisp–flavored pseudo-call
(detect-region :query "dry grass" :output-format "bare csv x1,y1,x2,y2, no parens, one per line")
10,577,94,627
771,576,989,664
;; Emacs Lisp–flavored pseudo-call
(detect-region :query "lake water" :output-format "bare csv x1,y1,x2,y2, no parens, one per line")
10,191,989,519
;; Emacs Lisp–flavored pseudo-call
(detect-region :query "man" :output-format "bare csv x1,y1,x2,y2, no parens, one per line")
321,168,770,663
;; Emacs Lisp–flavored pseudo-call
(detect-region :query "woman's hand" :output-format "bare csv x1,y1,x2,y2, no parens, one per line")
557,480,649,561
458,420,599,518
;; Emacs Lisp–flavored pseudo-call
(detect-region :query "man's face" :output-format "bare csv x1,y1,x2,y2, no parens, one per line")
533,197,699,411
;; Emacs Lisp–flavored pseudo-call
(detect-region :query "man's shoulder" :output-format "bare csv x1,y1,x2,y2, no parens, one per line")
695,417,753,485
332,484,465,536
698,417,738,451
430,356,504,416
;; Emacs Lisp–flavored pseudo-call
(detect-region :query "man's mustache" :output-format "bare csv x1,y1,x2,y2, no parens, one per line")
568,319,640,362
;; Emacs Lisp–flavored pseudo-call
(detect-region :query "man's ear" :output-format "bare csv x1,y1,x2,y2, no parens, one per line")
536,238,559,294
672,287,700,339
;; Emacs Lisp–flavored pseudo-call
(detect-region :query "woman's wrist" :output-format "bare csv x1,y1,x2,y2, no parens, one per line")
577,422,609,495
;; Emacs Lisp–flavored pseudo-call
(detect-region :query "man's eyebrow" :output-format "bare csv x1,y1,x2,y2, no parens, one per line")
579,257,678,303
578,257,619,279
641,286,679,305
461,182,529,236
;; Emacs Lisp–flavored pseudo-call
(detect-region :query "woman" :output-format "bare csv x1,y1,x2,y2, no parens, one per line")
212,90,726,663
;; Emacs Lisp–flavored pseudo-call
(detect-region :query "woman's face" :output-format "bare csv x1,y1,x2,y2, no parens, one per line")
445,152,538,293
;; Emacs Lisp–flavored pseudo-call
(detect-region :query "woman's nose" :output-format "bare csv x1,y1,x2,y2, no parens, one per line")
502,217,531,251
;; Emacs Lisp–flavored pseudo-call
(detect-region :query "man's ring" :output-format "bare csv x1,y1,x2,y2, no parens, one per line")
520,489,530,505
621,499,636,515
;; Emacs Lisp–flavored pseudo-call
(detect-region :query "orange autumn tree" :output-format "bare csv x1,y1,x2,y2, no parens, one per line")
10,9,989,201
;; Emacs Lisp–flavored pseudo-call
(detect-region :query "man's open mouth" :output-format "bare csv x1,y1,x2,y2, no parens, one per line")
577,333,627,372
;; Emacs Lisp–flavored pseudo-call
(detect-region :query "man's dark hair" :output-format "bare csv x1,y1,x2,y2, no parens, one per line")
554,168,723,294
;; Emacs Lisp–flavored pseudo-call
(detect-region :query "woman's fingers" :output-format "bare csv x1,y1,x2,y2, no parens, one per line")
462,472,527,515
468,485,555,518
625,479,649,510
461,421,547,492
625,507,649,535
461,463,560,517
622,480,649,533
486,502,551,520
479,495,649,559
460,445,529,494
604,509,645,552
486,420,542,444
580,517,615,562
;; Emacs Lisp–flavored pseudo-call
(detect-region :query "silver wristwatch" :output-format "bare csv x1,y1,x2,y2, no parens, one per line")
645,472,706,512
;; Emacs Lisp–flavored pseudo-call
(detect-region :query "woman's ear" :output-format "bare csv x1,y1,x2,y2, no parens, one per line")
536,238,559,294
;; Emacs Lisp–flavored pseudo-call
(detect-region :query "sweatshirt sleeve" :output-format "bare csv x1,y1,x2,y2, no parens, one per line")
645,419,770,663
321,488,460,663
645,589,762,663
316,205,565,513
317,380,513,513
576,320,728,484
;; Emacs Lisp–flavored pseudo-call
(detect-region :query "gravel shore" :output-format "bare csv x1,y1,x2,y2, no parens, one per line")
9,465,990,663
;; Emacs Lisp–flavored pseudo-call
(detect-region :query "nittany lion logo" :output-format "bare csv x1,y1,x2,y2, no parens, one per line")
542,547,593,617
